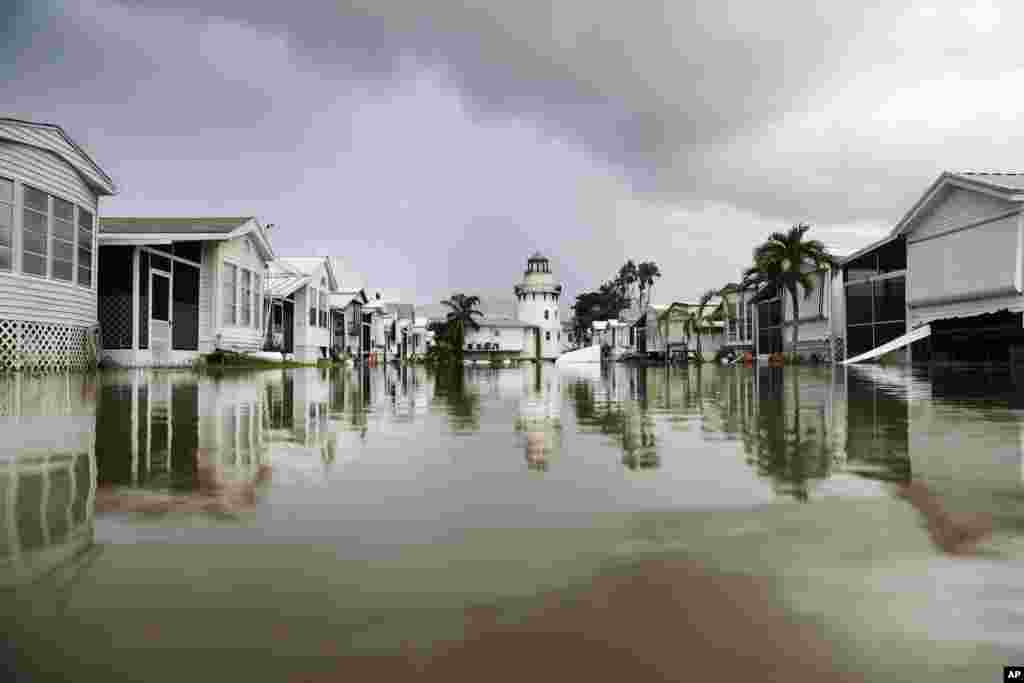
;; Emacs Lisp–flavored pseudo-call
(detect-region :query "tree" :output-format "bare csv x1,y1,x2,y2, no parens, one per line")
616,260,638,304
685,289,717,362
742,224,835,361
441,293,483,359
636,261,662,313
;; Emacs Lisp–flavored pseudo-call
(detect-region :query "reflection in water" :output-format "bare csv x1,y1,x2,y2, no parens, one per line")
7,362,1024,683
571,366,659,471
433,368,481,433
739,367,839,502
517,364,562,471
0,374,97,587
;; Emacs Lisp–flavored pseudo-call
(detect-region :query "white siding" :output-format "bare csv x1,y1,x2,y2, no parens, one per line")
907,213,1021,308
0,122,112,195
209,235,268,353
198,243,215,353
0,141,99,327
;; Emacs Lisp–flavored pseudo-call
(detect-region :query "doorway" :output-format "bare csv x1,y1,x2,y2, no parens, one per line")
150,270,171,361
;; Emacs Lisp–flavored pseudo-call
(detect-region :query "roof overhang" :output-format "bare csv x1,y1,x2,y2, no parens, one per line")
98,217,275,262
839,232,902,265
266,275,310,299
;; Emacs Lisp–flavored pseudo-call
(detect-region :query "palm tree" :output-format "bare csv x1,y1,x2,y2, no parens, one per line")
742,224,835,361
441,293,483,359
685,289,718,362
636,261,661,313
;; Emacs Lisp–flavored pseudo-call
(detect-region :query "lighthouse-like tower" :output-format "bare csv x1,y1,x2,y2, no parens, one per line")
514,252,563,360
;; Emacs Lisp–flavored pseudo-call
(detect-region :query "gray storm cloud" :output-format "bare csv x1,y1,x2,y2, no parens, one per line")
6,1,1021,303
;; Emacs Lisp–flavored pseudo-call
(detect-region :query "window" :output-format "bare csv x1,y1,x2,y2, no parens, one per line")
310,289,318,326
22,185,48,276
319,291,328,327
545,331,551,341
493,328,500,337
0,178,12,271
78,209,93,286
223,262,237,325
241,270,252,326
544,309,549,320
51,197,74,281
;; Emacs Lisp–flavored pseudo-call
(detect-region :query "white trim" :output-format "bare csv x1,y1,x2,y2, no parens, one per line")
138,244,201,269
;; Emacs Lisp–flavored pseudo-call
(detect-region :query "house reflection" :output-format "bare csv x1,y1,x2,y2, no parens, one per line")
517,364,562,471
906,366,1024,533
569,365,657,471
713,365,909,502
0,374,97,587
92,370,273,516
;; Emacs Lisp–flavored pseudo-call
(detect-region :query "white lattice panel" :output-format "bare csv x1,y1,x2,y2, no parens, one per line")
0,318,96,373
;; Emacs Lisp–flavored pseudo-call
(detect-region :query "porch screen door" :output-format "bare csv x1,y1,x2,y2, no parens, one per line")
172,262,199,350
151,271,171,362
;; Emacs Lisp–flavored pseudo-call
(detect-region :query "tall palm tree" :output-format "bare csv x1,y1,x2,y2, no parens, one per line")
742,224,834,361
636,261,662,314
441,293,483,358
685,289,718,362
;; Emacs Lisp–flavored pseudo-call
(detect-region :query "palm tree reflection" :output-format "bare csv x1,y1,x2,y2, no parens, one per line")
571,366,660,471
432,367,481,433
739,367,835,502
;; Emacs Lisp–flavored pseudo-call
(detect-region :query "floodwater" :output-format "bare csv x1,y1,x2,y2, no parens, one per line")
2,363,1023,680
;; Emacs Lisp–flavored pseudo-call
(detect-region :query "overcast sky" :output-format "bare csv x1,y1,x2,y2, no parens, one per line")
4,0,1018,304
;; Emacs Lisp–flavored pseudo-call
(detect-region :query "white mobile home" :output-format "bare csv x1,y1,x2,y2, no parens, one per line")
329,288,369,357
0,118,116,371
839,171,1024,365
751,267,837,361
97,217,275,366
264,257,338,363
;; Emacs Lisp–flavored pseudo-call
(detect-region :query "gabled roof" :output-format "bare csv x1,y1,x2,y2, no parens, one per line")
890,171,1024,239
265,260,309,298
329,257,367,293
331,288,368,309
0,118,116,195
275,256,337,291
99,216,275,261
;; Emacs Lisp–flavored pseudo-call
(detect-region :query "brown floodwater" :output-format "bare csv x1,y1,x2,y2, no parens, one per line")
1,363,1022,681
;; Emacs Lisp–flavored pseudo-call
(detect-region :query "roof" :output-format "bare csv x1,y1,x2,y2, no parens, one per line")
99,216,275,261
329,292,358,309
101,216,250,235
329,257,367,292
528,251,547,261
265,261,309,298
839,232,902,265
476,316,536,329
332,288,368,307
274,256,337,291
0,118,116,195
950,171,1024,191
890,171,1024,239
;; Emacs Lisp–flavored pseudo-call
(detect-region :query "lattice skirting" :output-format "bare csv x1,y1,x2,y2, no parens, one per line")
0,318,97,372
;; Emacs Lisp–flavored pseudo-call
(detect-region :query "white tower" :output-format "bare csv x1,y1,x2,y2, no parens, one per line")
514,252,563,360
